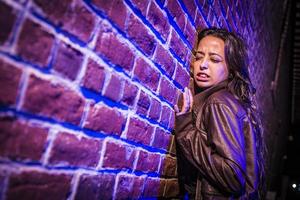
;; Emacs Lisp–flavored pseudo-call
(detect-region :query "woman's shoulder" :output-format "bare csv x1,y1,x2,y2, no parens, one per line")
205,89,246,117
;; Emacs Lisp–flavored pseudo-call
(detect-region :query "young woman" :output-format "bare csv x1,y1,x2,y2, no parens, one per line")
174,28,266,200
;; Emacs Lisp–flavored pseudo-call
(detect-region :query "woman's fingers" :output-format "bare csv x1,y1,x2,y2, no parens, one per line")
188,89,193,110
175,88,193,115
174,105,179,113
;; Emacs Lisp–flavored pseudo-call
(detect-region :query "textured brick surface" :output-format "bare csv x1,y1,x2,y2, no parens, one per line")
0,59,22,106
23,74,85,125
102,141,136,170
160,155,177,177
134,58,160,91
84,104,125,135
136,150,160,173
17,19,54,67
121,80,138,106
159,77,177,105
92,0,127,29
154,44,175,77
114,174,145,200
136,90,151,116
147,1,170,41
103,73,123,102
143,177,166,197
49,132,102,168
6,171,72,200
53,42,83,80
75,173,115,200
149,97,161,121
126,117,154,146
33,0,95,42
164,179,180,198
126,14,156,56
0,2,17,45
81,59,106,92
0,116,48,161
152,128,171,151
96,27,135,73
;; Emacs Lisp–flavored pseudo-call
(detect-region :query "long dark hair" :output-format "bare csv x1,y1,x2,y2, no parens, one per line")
194,27,266,198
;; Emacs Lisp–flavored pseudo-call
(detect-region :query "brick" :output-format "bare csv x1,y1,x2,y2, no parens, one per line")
160,155,177,177
103,73,123,102
174,63,190,88
160,105,172,128
133,58,160,91
159,77,177,105
126,117,154,146
166,0,186,31
143,177,165,197
195,10,207,30
17,19,54,67
164,179,180,198
149,97,161,121
136,151,160,173
153,44,175,77
75,173,115,200
168,135,176,155
84,104,125,135
92,0,127,29
33,0,95,42
0,116,48,161
182,0,197,22
152,128,171,150
102,141,136,170
121,81,138,106
6,171,72,200
81,59,106,92
126,14,156,56
169,110,175,129
0,2,17,45
53,42,83,80
115,174,145,200
169,30,188,62
201,0,210,15
136,91,150,116
184,20,196,47
95,27,134,72
131,0,149,16
23,74,85,125
49,132,102,168
0,59,22,106
147,1,170,41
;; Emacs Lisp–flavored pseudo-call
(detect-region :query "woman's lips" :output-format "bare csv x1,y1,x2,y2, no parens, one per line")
195,72,210,81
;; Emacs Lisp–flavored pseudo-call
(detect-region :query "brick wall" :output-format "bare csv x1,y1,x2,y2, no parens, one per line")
0,0,288,199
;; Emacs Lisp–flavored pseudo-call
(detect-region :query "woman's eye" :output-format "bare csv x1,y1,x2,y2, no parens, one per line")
195,56,203,61
211,58,221,63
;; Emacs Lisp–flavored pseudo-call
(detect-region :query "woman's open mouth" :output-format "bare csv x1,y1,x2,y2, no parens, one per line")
196,72,210,81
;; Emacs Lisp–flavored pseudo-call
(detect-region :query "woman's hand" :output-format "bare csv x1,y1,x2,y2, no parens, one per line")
174,87,193,116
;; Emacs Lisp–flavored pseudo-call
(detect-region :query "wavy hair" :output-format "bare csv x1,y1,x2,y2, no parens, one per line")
193,27,266,198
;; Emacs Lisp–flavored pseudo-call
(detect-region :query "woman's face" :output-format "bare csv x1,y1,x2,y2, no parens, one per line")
192,35,229,89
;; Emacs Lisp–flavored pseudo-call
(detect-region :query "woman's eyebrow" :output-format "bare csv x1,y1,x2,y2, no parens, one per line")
208,52,223,58
195,51,223,58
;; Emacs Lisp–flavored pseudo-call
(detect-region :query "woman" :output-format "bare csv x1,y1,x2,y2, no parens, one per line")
174,28,266,199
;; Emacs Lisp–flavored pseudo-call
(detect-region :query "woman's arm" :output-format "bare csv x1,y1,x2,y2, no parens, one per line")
175,102,246,196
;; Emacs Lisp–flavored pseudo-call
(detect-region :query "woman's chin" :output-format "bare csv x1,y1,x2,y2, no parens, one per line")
195,80,212,90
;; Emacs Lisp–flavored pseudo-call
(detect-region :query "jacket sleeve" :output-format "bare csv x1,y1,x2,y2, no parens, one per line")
175,103,246,195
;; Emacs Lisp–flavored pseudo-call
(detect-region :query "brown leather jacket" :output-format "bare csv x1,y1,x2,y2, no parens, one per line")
175,81,259,200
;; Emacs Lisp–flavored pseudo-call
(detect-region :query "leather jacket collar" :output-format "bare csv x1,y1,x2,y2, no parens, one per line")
193,80,228,113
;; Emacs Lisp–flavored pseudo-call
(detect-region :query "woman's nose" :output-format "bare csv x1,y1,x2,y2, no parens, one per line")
200,59,208,70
